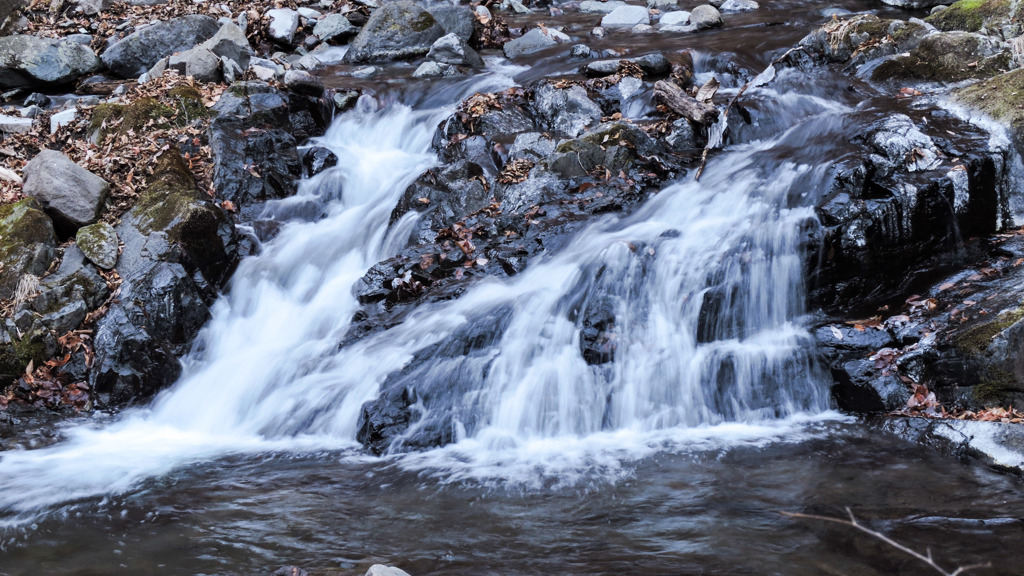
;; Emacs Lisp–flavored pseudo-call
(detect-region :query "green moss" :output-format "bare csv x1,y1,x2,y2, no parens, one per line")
166,85,210,121
974,367,1023,404
926,0,1012,32
956,306,1024,355
134,148,200,235
89,89,207,142
954,68,1024,137
0,199,56,261
411,12,436,32
872,32,1010,83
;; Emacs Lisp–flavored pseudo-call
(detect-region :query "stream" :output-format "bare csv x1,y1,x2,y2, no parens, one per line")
1,0,1023,574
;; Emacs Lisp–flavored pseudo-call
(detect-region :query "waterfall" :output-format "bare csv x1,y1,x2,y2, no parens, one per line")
0,67,843,520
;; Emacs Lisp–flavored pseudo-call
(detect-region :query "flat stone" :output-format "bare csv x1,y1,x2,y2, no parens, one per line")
50,107,77,134
283,69,325,96
312,13,355,43
601,5,650,27
660,10,690,26
413,61,461,77
0,114,33,133
579,0,626,13
167,46,221,83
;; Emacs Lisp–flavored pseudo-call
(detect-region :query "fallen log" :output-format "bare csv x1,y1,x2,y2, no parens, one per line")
654,80,719,126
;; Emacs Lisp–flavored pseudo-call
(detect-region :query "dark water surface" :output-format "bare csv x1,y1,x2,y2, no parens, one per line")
2,422,1022,575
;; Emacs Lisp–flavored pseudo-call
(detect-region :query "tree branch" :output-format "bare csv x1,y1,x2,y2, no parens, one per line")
781,508,992,576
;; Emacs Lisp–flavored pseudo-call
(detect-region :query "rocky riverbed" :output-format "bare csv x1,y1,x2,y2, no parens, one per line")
0,0,1023,480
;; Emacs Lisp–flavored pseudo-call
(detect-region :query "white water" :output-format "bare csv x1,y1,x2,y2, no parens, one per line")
0,71,846,519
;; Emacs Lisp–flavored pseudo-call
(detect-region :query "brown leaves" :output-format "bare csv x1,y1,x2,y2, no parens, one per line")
498,159,535,185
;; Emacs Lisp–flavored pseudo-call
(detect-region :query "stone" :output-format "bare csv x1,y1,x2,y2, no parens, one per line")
297,7,322,19
509,132,556,161
283,69,325,96
719,0,758,11
352,66,378,78
427,33,484,67
0,199,57,299
579,0,626,13
412,61,461,77
221,56,243,83
201,22,252,70
0,114,33,133
0,35,102,88
365,566,411,576
266,8,300,45
659,10,690,26
343,1,447,63
872,31,1008,84
101,15,220,78
648,0,677,8
249,57,282,81
167,46,222,83
601,5,650,27
883,0,950,9
301,146,338,178
312,13,355,43
689,5,723,29
74,0,112,14
503,27,570,59
22,150,110,234
426,4,476,42
23,93,49,107
531,82,602,138
583,53,669,76
76,221,118,269
50,107,77,134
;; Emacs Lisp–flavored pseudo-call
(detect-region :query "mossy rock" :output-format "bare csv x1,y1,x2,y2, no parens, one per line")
925,0,1014,33
89,87,210,142
76,221,119,270
871,31,1011,83
954,68,1024,144
0,199,57,298
956,306,1024,355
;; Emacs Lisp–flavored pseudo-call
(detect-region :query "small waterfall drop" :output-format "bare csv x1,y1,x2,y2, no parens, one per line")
0,66,845,518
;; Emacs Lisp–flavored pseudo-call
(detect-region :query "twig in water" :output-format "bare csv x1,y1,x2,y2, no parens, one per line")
694,45,805,182
781,507,993,576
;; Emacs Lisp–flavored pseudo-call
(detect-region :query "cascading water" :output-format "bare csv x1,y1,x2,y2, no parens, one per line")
0,61,845,522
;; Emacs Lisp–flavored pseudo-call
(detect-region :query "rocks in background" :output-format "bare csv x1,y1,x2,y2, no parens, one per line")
101,15,221,78
0,35,102,88
343,1,446,63
689,5,724,29
503,27,570,58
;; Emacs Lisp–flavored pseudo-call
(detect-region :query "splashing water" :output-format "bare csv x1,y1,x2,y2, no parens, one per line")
0,70,848,520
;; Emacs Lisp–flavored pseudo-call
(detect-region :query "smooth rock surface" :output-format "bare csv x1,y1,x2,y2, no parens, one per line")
601,5,650,27
689,4,723,29
0,35,102,88
266,9,300,45
22,150,110,233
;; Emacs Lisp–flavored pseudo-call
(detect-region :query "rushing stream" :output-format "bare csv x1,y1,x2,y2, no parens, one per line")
2,0,1024,574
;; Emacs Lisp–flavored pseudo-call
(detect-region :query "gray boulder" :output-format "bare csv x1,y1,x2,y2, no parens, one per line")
579,0,626,13
168,46,222,83
0,114,33,133
503,27,571,59
427,33,484,67
76,221,119,269
101,15,221,78
659,11,690,26
22,150,110,234
283,69,325,96
201,22,252,70
0,35,102,88
689,5,723,29
266,8,300,45
531,82,602,138
0,199,57,299
343,1,446,63
426,4,476,42
312,13,356,43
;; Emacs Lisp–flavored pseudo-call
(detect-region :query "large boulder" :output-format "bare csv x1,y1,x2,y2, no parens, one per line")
925,0,1014,33
530,82,603,138
100,15,221,78
22,150,110,235
89,148,237,405
200,21,253,70
872,31,1010,83
502,27,570,59
342,1,446,63
0,35,102,89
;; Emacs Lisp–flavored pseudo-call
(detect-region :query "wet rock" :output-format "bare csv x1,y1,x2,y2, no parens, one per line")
101,15,221,78
570,44,592,58
200,21,252,71
580,0,626,13
343,1,446,63
266,8,300,45
583,53,670,76
872,31,1009,83
0,199,57,299
0,35,102,88
719,0,758,10
530,82,602,138
503,27,570,59
312,13,355,43
427,4,477,42
365,566,412,576
76,221,118,269
270,567,309,576
413,61,462,78
887,0,966,11
90,148,237,405
881,417,1024,474
547,121,659,178
601,5,650,27
863,114,941,172
427,33,484,67
301,146,338,178
167,46,221,83
509,132,556,161
799,15,929,66
23,150,110,235
954,68,1024,146
689,5,723,29
283,69,325,96
392,160,494,243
